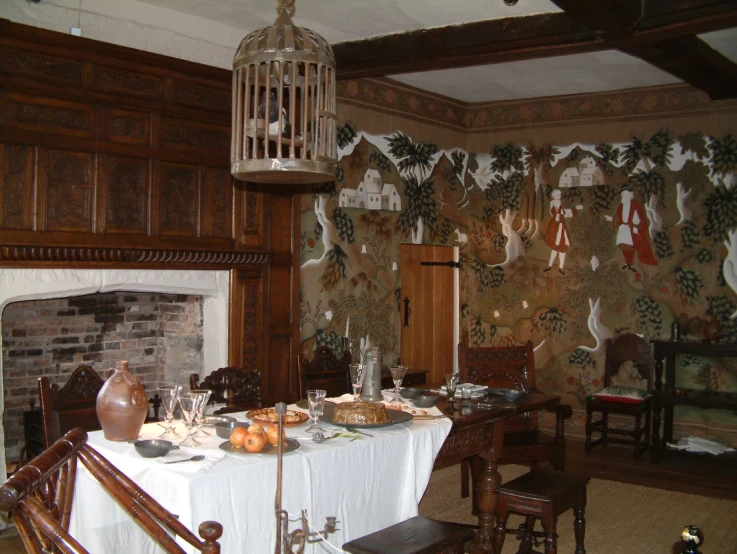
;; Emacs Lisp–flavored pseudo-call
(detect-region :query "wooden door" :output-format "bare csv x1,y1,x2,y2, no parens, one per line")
400,244,458,384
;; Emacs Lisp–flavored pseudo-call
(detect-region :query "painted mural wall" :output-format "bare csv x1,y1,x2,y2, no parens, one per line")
300,123,737,444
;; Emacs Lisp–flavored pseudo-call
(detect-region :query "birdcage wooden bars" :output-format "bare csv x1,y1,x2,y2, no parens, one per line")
231,4,337,185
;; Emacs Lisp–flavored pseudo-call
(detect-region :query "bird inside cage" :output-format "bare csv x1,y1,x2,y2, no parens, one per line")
257,90,289,138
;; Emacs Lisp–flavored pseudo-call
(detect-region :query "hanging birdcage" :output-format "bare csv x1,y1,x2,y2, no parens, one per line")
231,0,337,185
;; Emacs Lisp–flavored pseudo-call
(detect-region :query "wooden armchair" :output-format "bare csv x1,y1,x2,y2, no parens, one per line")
0,428,222,554
459,342,572,512
190,367,262,414
586,333,653,460
297,346,352,399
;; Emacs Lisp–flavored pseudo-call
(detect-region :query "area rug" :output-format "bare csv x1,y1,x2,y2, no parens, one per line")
419,465,737,553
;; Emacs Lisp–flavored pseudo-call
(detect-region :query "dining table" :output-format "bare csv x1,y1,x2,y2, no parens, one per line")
68,398,453,553
68,389,561,554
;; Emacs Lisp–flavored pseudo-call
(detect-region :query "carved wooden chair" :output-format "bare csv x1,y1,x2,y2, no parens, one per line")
459,342,572,512
190,367,262,414
0,428,222,554
586,333,653,460
38,365,105,449
297,346,352,399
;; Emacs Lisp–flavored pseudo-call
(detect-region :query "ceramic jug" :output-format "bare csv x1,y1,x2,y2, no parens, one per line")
96,360,148,441
359,347,384,402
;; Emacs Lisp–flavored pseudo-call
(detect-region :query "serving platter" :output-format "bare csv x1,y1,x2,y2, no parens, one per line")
246,408,309,427
319,403,413,428
219,438,300,455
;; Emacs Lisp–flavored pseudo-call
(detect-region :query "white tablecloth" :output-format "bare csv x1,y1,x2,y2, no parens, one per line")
69,404,452,553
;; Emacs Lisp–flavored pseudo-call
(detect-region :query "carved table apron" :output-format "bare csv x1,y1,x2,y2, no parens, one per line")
432,392,562,553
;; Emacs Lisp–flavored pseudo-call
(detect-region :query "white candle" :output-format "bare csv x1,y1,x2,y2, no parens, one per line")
345,316,350,338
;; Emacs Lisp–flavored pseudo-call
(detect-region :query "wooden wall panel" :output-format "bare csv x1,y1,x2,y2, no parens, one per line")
0,19,300,407
0,143,34,230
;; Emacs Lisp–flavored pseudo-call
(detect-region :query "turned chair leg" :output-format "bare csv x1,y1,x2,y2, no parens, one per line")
541,520,557,554
633,414,642,461
574,507,586,554
519,515,536,554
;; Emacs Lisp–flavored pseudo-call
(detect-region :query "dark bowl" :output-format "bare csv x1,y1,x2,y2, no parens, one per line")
487,388,526,402
401,388,425,399
134,439,179,458
214,421,250,440
414,395,439,408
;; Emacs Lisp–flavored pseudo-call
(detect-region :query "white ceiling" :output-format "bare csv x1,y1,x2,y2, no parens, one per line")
13,0,737,104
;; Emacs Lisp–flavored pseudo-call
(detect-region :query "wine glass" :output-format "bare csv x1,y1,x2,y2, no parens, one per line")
306,389,327,433
177,395,200,447
157,385,183,438
190,389,212,438
444,372,459,402
349,363,365,402
389,365,408,405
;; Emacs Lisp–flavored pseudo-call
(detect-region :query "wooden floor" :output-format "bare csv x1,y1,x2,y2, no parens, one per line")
0,438,734,552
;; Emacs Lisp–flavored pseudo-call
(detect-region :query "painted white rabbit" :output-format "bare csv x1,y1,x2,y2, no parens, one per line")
454,228,468,245
496,209,525,266
724,229,737,320
579,297,614,352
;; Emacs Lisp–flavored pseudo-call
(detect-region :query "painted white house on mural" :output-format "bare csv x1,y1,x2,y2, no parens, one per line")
559,156,605,187
339,169,402,211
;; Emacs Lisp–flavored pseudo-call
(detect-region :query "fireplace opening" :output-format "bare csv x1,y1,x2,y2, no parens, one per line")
1,291,204,463
0,268,230,481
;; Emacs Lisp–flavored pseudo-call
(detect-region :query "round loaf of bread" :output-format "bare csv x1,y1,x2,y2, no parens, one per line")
332,401,390,425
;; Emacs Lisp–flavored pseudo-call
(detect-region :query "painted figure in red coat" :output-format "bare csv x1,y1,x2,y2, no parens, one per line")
544,189,583,274
605,186,658,271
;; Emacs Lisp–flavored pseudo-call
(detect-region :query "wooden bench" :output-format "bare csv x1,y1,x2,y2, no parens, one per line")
342,515,475,554
494,470,589,554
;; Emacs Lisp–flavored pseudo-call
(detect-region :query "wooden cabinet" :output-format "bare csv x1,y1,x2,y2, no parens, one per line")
0,19,301,404
650,340,737,464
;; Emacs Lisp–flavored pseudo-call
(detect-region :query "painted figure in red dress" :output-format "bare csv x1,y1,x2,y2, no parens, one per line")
605,186,658,271
544,189,583,275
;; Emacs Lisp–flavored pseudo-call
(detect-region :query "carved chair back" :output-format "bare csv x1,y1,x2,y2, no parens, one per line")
458,341,537,432
297,346,352,399
0,428,223,554
190,367,262,414
38,365,105,449
604,333,653,390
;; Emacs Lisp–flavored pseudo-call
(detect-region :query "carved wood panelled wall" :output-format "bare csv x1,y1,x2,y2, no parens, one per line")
0,19,300,404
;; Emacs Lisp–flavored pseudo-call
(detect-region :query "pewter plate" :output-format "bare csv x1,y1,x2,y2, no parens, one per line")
219,438,300,455
319,403,413,428
202,415,236,426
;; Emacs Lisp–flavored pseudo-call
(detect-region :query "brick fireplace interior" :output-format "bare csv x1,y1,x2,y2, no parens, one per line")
2,291,204,463
0,268,230,478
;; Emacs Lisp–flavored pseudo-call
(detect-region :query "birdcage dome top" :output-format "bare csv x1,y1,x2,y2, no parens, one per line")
233,8,335,69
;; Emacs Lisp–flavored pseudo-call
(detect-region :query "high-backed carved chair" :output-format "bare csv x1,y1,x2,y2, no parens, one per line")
586,333,653,460
38,365,105,449
459,342,572,512
190,367,262,414
0,428,222,554
297,346,352,399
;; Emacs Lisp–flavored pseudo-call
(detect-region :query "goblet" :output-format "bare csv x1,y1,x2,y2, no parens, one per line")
349,363,365,402
306,389,327,433
389,365,408,405
157,385,183,438
177,395,200,447
444,372,459,402
190,389,212,438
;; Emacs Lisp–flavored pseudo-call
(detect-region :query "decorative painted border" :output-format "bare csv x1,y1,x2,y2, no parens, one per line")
337,78,737,132
0,246,269,266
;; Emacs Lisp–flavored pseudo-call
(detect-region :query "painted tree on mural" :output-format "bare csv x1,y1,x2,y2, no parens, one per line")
525,143,559,231
623,129,673,201
385,131,439,243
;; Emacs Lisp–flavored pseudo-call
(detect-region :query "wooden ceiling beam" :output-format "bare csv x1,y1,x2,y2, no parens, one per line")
621,35,737,100
553,0,737,99
334,1,737,83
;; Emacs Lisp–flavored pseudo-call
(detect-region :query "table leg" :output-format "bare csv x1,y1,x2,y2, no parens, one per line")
473,422,504,553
